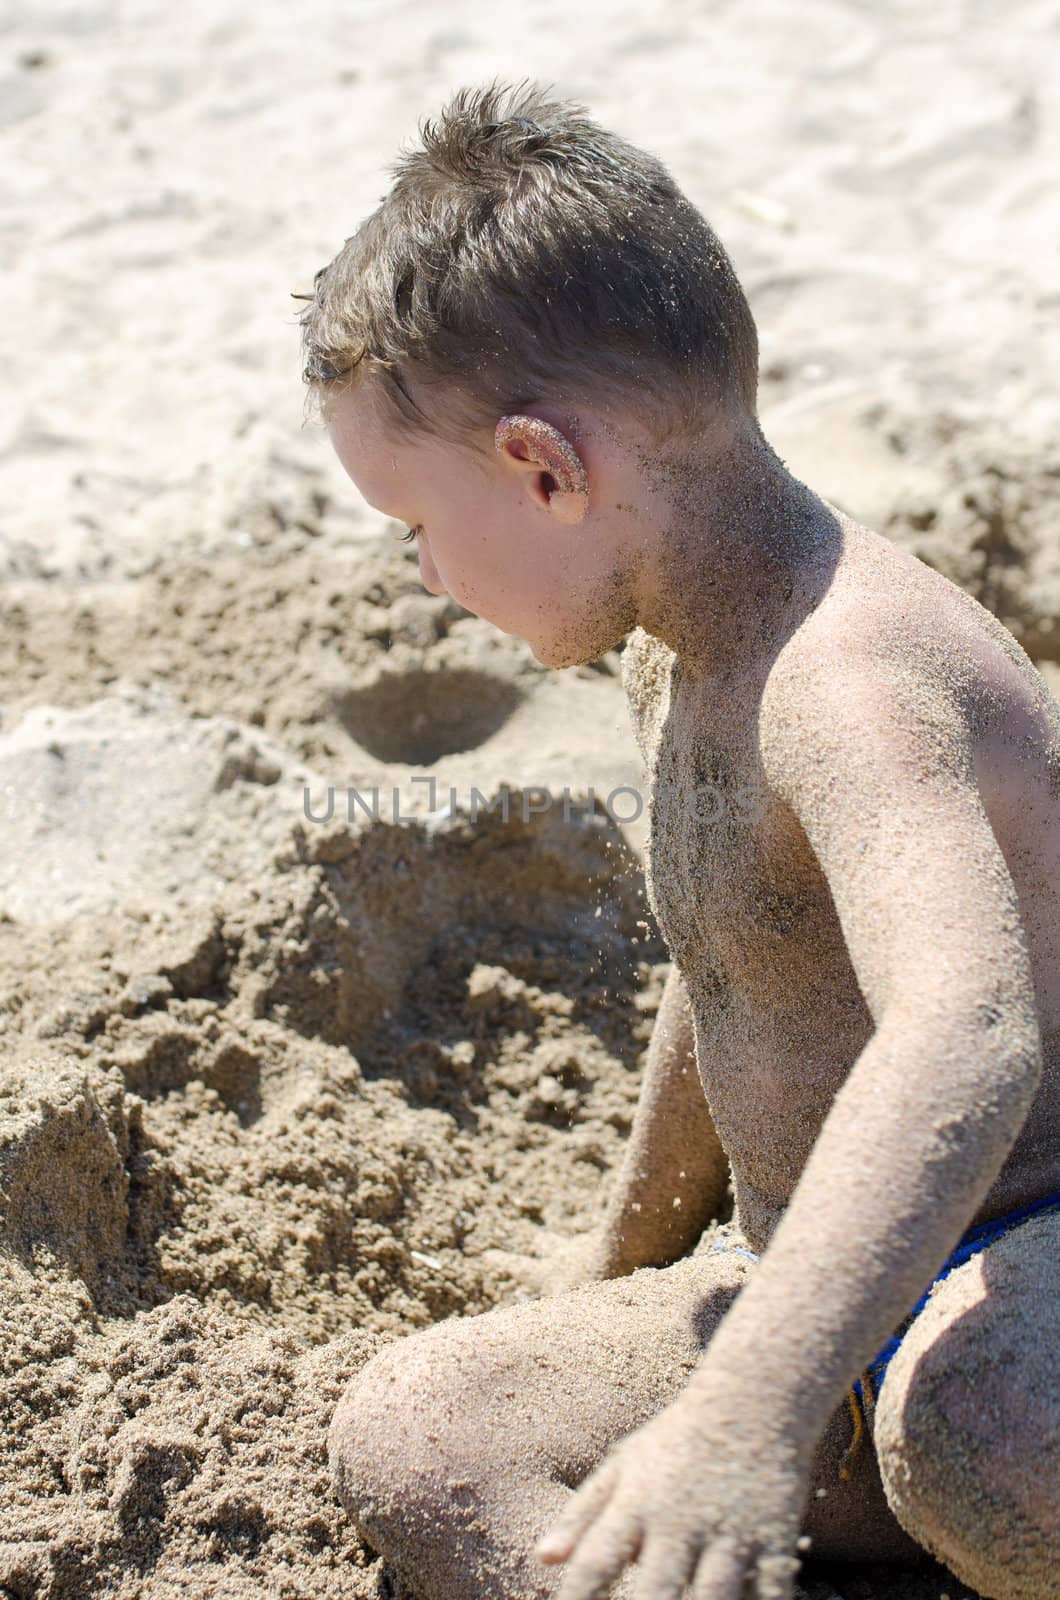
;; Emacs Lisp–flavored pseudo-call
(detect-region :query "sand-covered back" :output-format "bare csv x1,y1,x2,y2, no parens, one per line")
1,1,1056,1595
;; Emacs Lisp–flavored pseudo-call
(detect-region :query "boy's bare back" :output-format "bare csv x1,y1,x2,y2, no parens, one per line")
624,508,1060,1254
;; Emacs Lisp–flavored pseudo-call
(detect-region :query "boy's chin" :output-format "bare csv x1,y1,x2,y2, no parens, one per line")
529,621,624,671
528,638,593,670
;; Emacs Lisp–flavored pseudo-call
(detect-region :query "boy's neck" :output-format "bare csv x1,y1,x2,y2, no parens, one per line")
632,432,843,675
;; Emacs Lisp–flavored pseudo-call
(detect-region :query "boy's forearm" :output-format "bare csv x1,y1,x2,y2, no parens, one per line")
596,964,729,1275
685,1006,1042,1440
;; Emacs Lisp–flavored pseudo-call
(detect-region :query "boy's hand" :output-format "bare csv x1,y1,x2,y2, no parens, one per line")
484,1225,660,1300
536,1231,615,1297
480,1231,618,1300
536,1376,808,1600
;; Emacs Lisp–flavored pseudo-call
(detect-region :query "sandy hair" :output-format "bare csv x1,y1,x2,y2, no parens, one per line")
298,80,759,451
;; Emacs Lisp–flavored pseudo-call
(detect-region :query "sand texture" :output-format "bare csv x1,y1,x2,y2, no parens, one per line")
1,0,1057,1595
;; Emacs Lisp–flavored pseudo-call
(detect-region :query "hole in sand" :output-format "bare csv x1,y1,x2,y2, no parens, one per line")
334,666,525,765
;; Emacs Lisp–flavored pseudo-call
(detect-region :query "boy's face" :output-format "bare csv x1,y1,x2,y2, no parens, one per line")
324,378,635,668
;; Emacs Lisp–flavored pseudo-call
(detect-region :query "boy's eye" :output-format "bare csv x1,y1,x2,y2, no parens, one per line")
399,525,421,543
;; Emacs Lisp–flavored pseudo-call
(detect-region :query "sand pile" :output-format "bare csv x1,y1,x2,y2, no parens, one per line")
0,541,679,1597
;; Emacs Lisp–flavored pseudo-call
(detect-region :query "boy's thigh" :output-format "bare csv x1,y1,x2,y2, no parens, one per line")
874,1210,1060,1455
331,1242,922,1564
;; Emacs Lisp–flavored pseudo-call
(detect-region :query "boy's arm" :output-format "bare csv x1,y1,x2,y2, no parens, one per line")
583,962,729,1280
690,649,1043,1436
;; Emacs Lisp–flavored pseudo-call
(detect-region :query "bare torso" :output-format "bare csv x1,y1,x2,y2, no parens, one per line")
623,516,1060,1252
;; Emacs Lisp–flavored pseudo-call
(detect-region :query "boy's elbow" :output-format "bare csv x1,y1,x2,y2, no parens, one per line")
966,959,1042,1070
977,1001,1043,1094
956,992,1043,1125
889,982,1043,1108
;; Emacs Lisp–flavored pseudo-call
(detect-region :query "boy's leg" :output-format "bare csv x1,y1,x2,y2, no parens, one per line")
874,1212,1060,1599
329,1251,919,1600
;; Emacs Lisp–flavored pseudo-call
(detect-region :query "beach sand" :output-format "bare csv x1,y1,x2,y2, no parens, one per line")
1,1,1057,1594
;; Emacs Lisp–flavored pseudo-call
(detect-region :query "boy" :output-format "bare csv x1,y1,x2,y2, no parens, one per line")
300,82,1060,1600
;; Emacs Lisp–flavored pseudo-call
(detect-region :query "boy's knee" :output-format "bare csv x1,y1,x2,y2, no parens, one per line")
876,1330,1060,1599
328,1331,487,1553
329,1346,402,1547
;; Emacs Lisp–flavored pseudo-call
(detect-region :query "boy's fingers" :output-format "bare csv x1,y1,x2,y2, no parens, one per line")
754,1551,800,1600
536,1460,618,1564
631,1530,700,1600
553,1502,642,1600
689,1539,748,1600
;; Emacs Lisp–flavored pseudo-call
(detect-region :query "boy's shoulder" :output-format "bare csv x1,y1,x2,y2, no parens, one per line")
618,527,929,751
757,524,1058,815
617,553,935,780
757,539,956,756
622,521,1047,783
762,520,1039,721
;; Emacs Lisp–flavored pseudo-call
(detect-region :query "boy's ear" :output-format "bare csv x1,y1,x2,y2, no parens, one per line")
494,415,589,526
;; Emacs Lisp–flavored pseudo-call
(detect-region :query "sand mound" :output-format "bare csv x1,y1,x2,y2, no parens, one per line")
1,1280,380,1600
0,1058,130,1291
0,689,298,925
0,536,674,1594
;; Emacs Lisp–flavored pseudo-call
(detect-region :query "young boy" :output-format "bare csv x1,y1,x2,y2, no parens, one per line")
301,82,1060,1600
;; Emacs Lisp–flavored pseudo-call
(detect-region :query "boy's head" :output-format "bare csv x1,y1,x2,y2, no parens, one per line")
301,81,763,666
